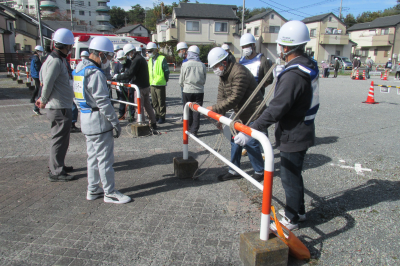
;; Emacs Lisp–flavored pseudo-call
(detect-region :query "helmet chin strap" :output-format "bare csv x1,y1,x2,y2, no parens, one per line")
281,45,302,61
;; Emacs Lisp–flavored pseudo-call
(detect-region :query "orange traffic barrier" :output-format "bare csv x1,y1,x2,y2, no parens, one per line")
355,69,359,80
362,70,366,80
382,71,388,81
363,81,379,104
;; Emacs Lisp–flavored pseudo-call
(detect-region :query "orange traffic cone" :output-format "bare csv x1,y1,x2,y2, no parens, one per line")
383,71,388,81
355,69,359,80
363,81,379,104
362,70,366,80
381,72,383,79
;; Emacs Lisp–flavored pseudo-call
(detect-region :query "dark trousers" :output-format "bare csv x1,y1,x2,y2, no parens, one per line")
151,86,166,119
280,150,307,223
396,71,400,79
182,92,204,133
72,102,78,123
33,78,41,112
46,109,72,175
117,88,135,117
334,68,339,78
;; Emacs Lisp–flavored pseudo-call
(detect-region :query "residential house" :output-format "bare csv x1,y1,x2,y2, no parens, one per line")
347,15,400,64
152,3,241,59
115,24,150,37
0,9,16,53
0,4,39,53
244,9,287,61
303,13,352,64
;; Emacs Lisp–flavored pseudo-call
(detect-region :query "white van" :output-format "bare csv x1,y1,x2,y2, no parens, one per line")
70,35,146,69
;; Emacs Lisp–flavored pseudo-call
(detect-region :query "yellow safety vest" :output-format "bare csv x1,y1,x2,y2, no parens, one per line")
148,55,166,86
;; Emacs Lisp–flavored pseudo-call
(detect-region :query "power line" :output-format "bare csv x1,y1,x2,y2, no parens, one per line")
264,0,313,17
258,0,307,18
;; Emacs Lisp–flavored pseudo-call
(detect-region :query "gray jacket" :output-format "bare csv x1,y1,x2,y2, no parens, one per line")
40,50,74,109
179,60,207,93
74,59,119,136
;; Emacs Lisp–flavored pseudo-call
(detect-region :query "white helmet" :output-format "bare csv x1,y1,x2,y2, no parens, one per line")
114,44,121,51
240,33,256,47
123,43,135,54
136,46,142,52
276,20,310,46
116,50,126,59
53,28,74,45
188,45,200,54
89,36,114,53
388,58,391,61
147,42,157,50
221,44,230,51
208,47,228,68
80,51,89,57
35,45,44,52
335,58,338,60
177,42,188,51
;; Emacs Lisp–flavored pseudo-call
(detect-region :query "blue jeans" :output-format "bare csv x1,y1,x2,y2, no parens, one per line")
280,150,307,223
229,127,264,173
72,102,78,123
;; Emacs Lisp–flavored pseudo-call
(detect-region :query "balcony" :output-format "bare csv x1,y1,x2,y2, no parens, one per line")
97,0,110,2
261,32,278,43
372,34,394,46
320,33,349,45
96,6,110,12
96,15,110,22
40,0,57,7
96,24,111,31
166,27,177,42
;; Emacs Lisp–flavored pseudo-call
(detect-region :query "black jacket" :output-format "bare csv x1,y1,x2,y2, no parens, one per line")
251,55,316,152
116,52,150,89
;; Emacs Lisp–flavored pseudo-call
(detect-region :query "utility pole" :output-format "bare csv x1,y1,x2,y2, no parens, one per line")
124,17,127,27
339,0,343,20
161,2,164,20
70,0,74,30
35,0,43,47
241,0,245,36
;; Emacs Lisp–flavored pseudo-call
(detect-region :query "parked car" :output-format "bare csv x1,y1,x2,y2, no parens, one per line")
330,56,353,70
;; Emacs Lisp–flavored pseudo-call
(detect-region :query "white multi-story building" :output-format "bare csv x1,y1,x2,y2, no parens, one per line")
8,0,111,32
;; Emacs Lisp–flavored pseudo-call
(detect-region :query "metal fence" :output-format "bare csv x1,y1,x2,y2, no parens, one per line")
0,53,32,71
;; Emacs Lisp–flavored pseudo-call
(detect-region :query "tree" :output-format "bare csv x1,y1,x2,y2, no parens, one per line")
344,14,357,28
237,6,251,21
109,6,127,29
128,4,145,24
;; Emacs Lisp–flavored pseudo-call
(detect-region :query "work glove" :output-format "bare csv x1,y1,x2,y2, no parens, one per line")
234,132,251,146
113,123,121,138
113,73,119,80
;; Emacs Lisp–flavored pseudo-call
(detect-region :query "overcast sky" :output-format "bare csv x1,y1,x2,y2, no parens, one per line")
112,0,397,21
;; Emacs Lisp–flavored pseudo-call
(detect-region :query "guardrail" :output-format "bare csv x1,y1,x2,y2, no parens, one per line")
183,102,274,241
106,81,142,123
167,63,176,71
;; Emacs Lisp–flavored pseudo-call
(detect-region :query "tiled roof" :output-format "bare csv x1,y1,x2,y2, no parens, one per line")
174,3,238,20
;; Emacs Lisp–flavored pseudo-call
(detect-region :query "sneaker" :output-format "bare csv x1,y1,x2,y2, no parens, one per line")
217,172,241,181
63,166,74,173
278,209,306,222
48,172,75,182
151,123,157,130
253,173,264,182
157,118,165,124
33,109,41,115
104,190,131,204
241,149,248,156
87,187,104,200
279,217,299,231
30,98,35,103
70,125,81,133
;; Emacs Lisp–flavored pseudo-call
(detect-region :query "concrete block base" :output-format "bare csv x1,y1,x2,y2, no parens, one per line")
26,83,31,87
240,232,288,266
173,156,198,179
7,74,12,78
130,123,151,137
17,80,23,84
12,77,17,81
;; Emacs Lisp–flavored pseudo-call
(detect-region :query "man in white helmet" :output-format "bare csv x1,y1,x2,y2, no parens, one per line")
239,33,273,96
177,42,188,104
72,36,131,204
147,42,170,124
31,45,43,113
234,20,319,230
333,58,340,78
36,28,76,182
351,56,359,79
221,43,237,63
80,51,89,60
206,47,265,182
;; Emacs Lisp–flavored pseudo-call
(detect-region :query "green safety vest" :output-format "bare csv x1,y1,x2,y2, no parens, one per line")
148,55,166,86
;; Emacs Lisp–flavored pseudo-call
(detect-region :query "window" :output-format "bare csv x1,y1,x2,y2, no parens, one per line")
73,10,75,14
215,22,228,33
336,50,341,56
381,28,389,35
67,10,70,15
186,21,199,32
30,5,34,9
247,28,251,33
374,49,378,56
15,43,20,50
384,50,388,57
271,14,274,19
79,11,84,15
361,50,367,56
355,50,361,55
136,34,142,36
310,29,316,37
254,27,259,36
269,26,280,33
329,16,332,22
25,5,28,8
89,21,91,25
88,1,90,6
89,11,91,16
8,22,13,31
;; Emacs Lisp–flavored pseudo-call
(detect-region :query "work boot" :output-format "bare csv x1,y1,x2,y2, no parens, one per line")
118,114,125,121
48,171,75,182
71,123,81,133
63,166,74,173
151,123,157,130
157,118,165,124
217,172,241,181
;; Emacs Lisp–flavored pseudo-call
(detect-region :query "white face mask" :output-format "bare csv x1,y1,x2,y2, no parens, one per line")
213,66,224,76
101,55,110,70
37,52,43,57
119,60,126,65
148,53,154,58
276,44,282,57
243,47,252,57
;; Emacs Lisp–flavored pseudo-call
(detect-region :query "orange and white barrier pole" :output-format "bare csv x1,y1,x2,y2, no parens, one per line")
17,66,21,80
7,63,10,75
107,81,142,123
168,63,176,71
184,102,274,241
25,66,30,83
11,64,15,78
